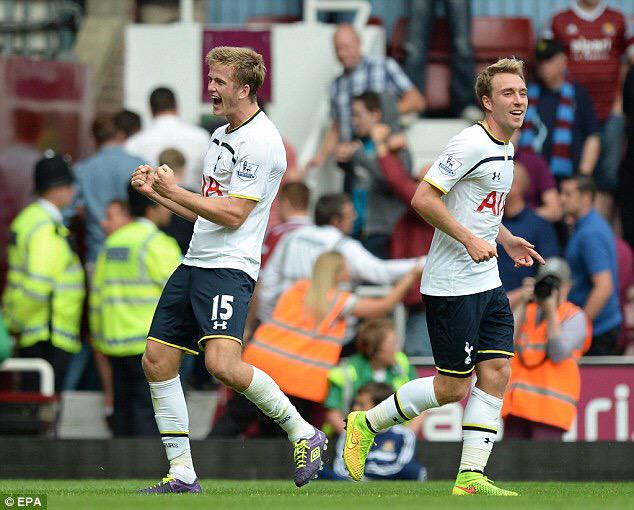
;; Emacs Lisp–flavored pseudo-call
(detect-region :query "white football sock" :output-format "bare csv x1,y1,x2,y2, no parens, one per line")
241,366,314,442
366,376,439,432
459,386,503,473
149,375,197,484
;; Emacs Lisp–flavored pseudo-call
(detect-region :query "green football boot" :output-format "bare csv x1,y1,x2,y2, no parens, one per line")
452,470,518,496
342,411,376,481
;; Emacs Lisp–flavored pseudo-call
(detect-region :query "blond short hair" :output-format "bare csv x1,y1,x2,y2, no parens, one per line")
206,46,266,102
475,57,525,110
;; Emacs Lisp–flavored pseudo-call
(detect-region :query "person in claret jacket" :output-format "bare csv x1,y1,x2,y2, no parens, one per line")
364,121,435,357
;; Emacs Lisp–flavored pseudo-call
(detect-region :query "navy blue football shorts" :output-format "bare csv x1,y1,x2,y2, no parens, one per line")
423,286,514,378
148,264,255,355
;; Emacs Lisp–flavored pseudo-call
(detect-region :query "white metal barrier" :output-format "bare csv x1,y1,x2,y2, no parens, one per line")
0,357,55,396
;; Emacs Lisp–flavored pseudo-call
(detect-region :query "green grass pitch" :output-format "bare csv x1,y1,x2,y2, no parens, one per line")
1,480,632,510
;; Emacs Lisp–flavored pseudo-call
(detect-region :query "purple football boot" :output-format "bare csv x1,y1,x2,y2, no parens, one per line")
138,475,202,494
293,427,328,487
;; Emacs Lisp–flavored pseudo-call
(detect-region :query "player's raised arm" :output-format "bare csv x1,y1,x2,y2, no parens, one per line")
150,164,257,229
131,164,198,222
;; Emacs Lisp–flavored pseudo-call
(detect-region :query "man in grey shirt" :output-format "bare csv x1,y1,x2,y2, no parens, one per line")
71,113,145,268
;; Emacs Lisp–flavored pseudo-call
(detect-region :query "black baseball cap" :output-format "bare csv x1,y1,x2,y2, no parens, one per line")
34,151,74,194
535,38,566,62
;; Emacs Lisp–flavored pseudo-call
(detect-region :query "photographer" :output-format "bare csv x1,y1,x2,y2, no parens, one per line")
502,258,592,439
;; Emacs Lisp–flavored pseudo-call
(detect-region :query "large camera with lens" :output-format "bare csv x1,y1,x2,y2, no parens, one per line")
534,274,561,300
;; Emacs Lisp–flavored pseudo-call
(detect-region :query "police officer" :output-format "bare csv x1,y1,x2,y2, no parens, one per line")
3,153,85,392
90,184,181,436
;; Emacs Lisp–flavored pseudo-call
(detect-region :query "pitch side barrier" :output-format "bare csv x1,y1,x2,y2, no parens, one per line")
3,438,634,480
2,358,632,480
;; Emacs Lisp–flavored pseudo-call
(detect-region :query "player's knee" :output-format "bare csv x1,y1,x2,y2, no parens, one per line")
490,359,511,387
142,347,175,381
480,358,511,387
141,351,159,379
435,376,471,404
204,356,234,386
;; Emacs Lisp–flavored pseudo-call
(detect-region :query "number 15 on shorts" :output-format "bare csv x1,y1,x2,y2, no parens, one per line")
211,294,234,320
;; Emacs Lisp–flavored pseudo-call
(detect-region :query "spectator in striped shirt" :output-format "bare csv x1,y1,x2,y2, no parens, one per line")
308,24,425,170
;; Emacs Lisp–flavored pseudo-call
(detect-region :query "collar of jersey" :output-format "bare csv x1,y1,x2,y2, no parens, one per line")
226,109,262,134
477,122,507,146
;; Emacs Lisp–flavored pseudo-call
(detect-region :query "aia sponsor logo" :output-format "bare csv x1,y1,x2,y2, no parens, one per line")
476,191,506,216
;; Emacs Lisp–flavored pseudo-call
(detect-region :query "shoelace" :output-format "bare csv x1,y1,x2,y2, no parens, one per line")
293,439,309,468
149,475,174,488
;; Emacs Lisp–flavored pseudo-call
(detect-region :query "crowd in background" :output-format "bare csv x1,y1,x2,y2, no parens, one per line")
0,1,633,459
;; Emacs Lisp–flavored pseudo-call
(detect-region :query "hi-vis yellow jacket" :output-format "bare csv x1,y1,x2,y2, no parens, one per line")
90,219,181,357
3,202,85,353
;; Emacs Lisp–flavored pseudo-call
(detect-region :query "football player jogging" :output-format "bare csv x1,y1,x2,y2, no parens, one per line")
131,47,327,493
342,58,545,496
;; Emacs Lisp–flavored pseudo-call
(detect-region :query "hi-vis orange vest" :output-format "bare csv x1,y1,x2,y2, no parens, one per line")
502,301,592,431
243,280,351,403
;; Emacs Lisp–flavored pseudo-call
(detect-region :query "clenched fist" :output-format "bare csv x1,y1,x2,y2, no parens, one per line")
131,165,156,197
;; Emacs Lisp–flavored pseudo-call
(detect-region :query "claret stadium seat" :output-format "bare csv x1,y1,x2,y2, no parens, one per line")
389,17,534,113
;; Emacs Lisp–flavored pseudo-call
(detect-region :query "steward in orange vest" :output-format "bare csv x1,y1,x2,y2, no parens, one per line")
243,251,423,404
244,278,350,402
503,259,592,435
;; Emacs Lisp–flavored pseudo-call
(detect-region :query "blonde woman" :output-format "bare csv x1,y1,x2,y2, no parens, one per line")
244,251,421,403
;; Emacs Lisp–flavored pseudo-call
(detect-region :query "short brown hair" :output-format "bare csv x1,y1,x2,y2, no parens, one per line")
206,46,266,102
353,91,382,113
562,174,597,200
356,318,395,359
357,382,394,407
159,148,186,169
280,181,310,210
475,57,525,110
92,113,117,145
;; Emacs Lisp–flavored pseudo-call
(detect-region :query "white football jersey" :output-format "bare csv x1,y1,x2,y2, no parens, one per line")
420,123,514,296
182,110,286,281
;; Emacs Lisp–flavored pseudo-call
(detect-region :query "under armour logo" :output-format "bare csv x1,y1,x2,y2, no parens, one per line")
484,438,492,444
492,172,501,181
213,320,227,330
465,342,473,365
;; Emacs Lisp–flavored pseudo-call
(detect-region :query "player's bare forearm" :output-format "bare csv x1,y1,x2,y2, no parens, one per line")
496,224,514,246
412,181,499,263
168,186,256,229
148,189,198,222
411,181,474,246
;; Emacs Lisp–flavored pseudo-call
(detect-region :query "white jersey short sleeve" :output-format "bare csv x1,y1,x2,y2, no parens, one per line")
421,123,515,296
182,110,286,281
